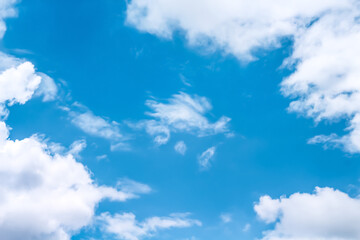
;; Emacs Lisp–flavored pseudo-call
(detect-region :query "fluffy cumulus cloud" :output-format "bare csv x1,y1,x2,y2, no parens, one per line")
126,0,350,61
0,2,56,110
137,92,230,145
0,59,40,106
0,60,149,239
126,0,360,153
0,2,198,240
0,123,150,240
281,5,360,153
98,212,201,240
0,8,150,237
0,53,57,119
198,146,216,170
254,187,360,240
34,72,58,102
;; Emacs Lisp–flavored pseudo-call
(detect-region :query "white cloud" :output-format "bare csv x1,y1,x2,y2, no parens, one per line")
0,0,17,38
98,212,201,240
220,213,232,224
174,141,187,155
281,6,360,153
0,61,41,106
126,0,360,153
34,72,58,102
0,121,150,240
198,146,216,170
254,187,360,240
137,92,230,145
65,106,132,151
126,0,350,61
68,107,123,141
0,11,149,236
68,139,87,158
0,53,58,117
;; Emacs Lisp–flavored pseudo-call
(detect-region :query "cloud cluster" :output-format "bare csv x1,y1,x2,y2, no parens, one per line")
0,56,150,239
126,0,350,61
0,125,150,240
0,4,149,238
137,92,230,145
0,41,151,239
255,187,360,240
0,3,202,239
281,6,360,153
126,0,360,153
99,212,201,240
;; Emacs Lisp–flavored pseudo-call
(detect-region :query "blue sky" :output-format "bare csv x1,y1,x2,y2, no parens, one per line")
1,1,360,240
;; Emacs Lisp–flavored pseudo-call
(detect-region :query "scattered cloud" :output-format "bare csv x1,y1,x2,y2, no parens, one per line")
220,213,232,224
242,223,250,232
198,146,216,170
126,0,360,153
174,141,187,155
0,10,150,237
96,154,108,161
115,178,152,198
255,187,360,240
98,212,201,240
63,103,129,150
68,139,87,158
179,74,192,87
135,92,230,145
34,72,58,102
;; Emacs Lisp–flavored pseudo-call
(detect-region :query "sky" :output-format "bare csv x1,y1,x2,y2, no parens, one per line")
1,0,360,240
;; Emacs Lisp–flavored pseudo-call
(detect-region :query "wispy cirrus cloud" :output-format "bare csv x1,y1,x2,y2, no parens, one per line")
60,102,131,151
98,212,201,240
198,146,216,170
134,92,230,145
174,140,187,155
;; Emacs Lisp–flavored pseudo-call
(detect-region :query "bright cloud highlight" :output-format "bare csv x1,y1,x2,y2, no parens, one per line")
255,187,360,240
